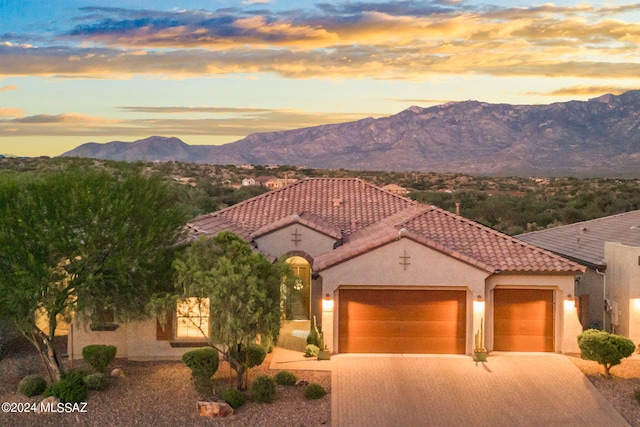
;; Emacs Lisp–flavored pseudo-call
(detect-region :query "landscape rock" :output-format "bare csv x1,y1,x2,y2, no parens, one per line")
36,396,60,413
110,367,124,378
197,401,234,418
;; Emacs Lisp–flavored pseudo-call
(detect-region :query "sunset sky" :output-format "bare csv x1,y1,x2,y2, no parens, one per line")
2,0,640,157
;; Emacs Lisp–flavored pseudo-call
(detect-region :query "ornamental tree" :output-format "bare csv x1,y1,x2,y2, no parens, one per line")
577,329,635,375
0,167,188,381
172,231,293,390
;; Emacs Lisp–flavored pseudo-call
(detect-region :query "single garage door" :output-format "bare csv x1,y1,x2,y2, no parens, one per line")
338,289,466,354
494,289,554,352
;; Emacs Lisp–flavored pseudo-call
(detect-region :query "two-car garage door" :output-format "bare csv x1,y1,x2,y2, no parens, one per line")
338,289,466,354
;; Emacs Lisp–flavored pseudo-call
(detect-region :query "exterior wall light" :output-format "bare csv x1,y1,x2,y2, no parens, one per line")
322,293,334,312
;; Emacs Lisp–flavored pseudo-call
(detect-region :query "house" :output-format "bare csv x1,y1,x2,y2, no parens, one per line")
381,183,409,195
518,210,640,343
72,178,584,360
242,177,256,186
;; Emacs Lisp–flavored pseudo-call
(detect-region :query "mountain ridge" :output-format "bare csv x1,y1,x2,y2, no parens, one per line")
60,90,640,177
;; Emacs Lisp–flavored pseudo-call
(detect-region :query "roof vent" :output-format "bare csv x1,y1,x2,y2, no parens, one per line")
333,198,343,207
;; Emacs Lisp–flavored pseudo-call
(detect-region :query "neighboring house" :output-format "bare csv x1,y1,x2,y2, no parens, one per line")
518,210,640,343
242,177,256,186
381,184,409,195
73,178,584,360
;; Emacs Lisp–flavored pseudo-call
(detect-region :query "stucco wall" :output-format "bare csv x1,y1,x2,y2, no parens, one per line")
576,268,605,330
486,274,581,353
605,242,640,344
255,224,337,259
319,238,490,354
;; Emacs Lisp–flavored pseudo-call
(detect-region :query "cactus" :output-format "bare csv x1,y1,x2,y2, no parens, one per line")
312,315,325,350
474,318,485,352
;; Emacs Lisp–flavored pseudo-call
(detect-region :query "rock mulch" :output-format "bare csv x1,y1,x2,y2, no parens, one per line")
0,337,331,427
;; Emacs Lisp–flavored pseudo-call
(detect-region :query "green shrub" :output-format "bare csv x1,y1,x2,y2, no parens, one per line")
221,388,246,409
578,329,635,375
18,374,47,397
274,370,298,386
305,344,320,357
44,370,87,403
182,347,219,377
83,372,107,391
251,375,277,403
306,329,319,346
232,343,267,369
82,345,117,373
303,383,327,400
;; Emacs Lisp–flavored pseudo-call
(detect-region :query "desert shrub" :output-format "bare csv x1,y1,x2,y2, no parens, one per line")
305,344,320,357
306,329,319,346
44,370,87,403
221,388,246,409
578,329,635,375
232,343,267,369
83,372,108,391
18,374,47,397
303,383,327,400
82,344,117,373
182,347,219,377
251,375,277,403
274,370,298,386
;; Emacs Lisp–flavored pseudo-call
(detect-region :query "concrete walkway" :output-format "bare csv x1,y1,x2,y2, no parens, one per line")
331,353,630,427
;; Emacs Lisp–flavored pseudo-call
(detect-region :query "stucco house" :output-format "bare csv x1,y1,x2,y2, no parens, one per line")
72,178,584,360
518,210,640,343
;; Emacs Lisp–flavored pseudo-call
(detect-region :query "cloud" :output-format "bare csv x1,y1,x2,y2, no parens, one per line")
523,85,638,97
0,85,17,92
0,108,23,118
11,113,115,124
1,1,640,81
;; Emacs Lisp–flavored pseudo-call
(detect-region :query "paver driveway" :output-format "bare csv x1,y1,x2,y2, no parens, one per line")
332,353,630,427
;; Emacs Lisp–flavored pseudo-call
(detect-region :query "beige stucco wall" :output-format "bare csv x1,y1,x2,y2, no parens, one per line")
255,223,337,259
605,242,640,345
486,274,581,353
319,238,490,354
71,317,204,361
576,268,605,330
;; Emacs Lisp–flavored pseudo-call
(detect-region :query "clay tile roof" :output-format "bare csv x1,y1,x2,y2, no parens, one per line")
517,210,640,268
250,211,342,240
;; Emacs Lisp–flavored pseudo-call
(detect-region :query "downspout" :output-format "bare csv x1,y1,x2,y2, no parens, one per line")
596,268,606,332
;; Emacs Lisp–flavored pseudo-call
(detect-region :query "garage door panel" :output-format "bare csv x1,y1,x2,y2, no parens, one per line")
338,289,466,354
494,289,554,352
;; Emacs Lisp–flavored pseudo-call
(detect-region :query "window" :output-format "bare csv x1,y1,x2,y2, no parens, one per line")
89,308,119,331
175,298,210,339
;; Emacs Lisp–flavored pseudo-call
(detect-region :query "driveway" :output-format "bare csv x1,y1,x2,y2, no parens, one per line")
332,353,630,427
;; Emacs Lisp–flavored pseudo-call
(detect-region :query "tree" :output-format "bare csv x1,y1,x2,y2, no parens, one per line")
172,231,292,390
577,329,635,375
0,166,188,381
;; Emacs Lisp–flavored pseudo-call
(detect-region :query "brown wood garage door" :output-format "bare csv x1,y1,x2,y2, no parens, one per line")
338,289,466,354
494,289,554,352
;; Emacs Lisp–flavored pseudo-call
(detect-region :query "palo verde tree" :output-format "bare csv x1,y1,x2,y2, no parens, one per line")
171,231,293,390
0,166,188,381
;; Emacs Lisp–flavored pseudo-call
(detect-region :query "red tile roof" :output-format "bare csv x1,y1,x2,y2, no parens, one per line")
187,178,584,274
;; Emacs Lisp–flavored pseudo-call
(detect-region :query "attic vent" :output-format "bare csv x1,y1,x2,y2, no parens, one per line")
333,198,343,207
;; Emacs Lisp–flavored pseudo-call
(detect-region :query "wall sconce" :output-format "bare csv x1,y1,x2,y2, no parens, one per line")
566,294,574,301
322,293,334,311
476,295,483,301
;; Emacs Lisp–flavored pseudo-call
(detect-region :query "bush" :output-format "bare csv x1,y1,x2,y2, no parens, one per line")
44,370,87,403
305,344,320,357
303,383,327,400
221,388,246,409
83,372,108,391
18,374,47,397
82,345,117,373
274,370,298,386
182,347,219,377
251,375,277,403
578,329,635,375
306,329,319,346
232,343,267,369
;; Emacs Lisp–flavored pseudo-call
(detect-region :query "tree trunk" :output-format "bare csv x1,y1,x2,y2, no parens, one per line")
29,328,62,382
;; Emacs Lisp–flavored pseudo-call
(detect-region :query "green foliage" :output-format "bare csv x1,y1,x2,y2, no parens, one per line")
172,232,292,390
231,343,267,369
221,388,246,409
44,370,87,403
578,329,635,375
182,347,220,377
18,374,47,397
250,375,277,403
306,329,319,346
82,345,117,373
305,344,320,358
303,383,327,400
274,370,298,386
83,373,108,391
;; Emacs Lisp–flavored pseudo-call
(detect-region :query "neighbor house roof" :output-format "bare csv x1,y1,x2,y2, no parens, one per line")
187,178,584,275
517,210,640,268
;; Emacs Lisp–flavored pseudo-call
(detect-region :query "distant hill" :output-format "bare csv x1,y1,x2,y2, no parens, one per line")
60,90,640,177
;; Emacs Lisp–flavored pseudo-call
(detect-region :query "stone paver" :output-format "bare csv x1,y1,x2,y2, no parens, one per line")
332,353,630,427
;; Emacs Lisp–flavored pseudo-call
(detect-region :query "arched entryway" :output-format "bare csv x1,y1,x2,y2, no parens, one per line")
285,256,312,320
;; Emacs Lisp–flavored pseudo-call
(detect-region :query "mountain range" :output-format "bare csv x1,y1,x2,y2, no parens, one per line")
61,90,640,177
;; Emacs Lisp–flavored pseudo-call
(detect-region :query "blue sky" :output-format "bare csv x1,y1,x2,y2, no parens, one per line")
1,0,640,156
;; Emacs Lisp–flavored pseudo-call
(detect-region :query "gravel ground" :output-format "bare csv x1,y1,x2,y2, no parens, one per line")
568,354,640,427
0,337,331,427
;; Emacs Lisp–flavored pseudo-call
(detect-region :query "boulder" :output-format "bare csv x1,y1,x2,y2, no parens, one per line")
197,401,234,418
36,396,60,413
110,367,124,378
